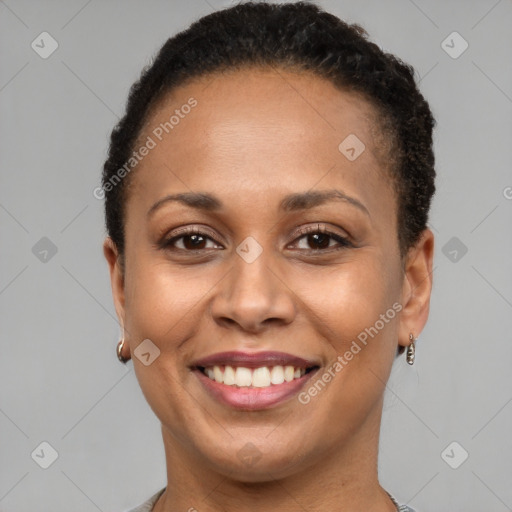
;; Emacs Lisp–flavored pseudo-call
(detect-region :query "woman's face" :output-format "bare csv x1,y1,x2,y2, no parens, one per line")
105,67,433,480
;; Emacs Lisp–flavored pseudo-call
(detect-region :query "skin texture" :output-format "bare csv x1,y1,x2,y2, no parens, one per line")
104,67,434,512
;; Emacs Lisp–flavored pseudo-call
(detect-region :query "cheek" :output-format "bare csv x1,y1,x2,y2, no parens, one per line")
295,252,400,349
124,242,401,352
122,240,402,453
294,256,401,430
124,255,211,341
123,260,209,431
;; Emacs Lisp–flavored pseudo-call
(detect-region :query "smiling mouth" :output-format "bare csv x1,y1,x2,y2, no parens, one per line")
196,364,319,388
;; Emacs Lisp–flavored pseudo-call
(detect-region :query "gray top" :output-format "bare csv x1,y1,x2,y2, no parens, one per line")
122,488,164,512
123,487,417,511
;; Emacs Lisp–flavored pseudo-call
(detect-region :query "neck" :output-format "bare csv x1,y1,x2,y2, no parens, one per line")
154,399,396,512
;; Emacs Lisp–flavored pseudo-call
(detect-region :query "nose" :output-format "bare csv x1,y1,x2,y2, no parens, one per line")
210,249,296,334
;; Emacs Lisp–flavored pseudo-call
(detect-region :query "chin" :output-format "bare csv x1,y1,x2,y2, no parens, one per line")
192,435,313,482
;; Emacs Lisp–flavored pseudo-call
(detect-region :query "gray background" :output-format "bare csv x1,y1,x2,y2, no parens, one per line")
1,0,511,511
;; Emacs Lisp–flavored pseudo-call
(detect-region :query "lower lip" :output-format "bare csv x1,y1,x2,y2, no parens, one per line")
193,368,319,410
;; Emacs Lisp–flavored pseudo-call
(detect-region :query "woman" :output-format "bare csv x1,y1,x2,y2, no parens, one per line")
102,2,435,511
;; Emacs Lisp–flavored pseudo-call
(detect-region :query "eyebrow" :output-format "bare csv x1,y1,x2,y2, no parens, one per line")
147,189,370,218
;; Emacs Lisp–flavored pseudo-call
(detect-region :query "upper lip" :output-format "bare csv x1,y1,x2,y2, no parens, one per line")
191,351,320,369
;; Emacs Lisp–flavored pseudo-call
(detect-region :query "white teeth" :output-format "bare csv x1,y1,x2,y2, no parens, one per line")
203,364,310,388
223,365,236,385
213,365,223,383
252,367,271,387
235,366,252,387
284,365,295,382
270,365,285,385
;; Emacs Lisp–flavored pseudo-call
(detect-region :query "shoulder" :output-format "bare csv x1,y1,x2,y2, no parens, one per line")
122,488,165,512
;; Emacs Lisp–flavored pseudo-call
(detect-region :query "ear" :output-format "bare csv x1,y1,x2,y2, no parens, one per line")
398,228,435,349
103,237,126,334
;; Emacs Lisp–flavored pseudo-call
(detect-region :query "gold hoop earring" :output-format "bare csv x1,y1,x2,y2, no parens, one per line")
406,333,416,365
116,339,130,364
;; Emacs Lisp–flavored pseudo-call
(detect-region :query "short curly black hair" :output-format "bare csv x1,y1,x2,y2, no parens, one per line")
102,1,436,263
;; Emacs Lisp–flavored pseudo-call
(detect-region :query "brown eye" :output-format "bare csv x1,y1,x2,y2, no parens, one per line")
305,232,331,250
290,225,352,252
180,234,208,250
161,228,222,252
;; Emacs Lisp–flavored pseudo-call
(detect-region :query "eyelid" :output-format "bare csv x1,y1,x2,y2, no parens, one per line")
157,225,223,251
287,223,353,250
290,223,350,241
171,225,219,240
159,222,353,253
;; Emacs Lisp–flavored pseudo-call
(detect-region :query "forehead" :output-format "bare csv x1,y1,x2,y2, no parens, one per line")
128,67,396,224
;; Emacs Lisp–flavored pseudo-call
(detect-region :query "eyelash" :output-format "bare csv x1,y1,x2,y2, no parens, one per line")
159,224,353,254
